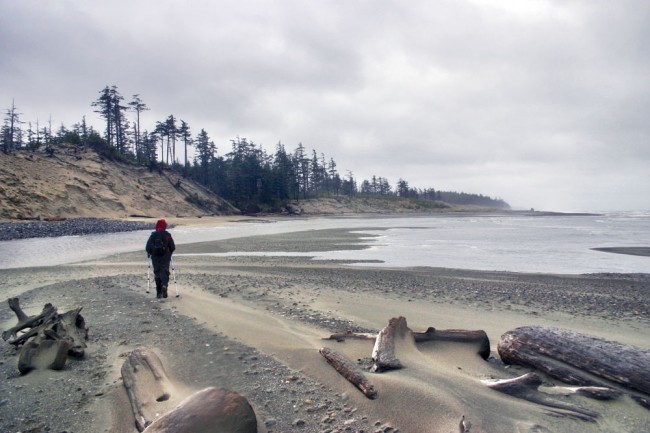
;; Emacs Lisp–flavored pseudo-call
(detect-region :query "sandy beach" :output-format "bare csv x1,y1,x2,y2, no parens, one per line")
0,218,649,433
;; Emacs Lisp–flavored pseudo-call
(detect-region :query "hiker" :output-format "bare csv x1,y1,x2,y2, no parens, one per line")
145,219,176,299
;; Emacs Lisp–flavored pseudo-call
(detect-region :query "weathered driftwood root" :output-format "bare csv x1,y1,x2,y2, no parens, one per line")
143,387,258,433
372,316,413,372
413,327,491,360
3,298,88,374
497,325,650,409
319,347,378,399
485,373,599,422
2,299,57,344
121,347,174,432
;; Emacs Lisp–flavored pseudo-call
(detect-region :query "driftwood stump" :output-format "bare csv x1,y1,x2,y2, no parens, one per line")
372,316,413,372
497,325,650,409
2,298,88,374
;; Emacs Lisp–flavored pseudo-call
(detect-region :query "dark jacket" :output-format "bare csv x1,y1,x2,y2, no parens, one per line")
145,230,176,258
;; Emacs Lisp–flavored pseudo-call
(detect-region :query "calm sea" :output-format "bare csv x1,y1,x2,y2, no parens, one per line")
0,213,648,274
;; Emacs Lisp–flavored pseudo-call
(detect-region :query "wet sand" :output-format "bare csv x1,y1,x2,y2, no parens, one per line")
592,246,650,257
0,222,649,433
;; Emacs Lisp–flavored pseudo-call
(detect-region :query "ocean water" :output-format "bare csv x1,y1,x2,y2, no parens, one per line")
0,213,649,274
314,213,650,274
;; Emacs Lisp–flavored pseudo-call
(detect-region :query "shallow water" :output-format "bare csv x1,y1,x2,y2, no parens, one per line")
1,213,649,274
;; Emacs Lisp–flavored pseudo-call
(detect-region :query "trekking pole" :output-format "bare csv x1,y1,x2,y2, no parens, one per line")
171,257,179,298
146,256,151,294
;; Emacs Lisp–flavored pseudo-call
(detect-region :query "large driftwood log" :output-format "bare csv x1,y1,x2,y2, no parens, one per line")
498,326,650,394
143,387,257,433
319,347,378,399
413,327,491,360
2,298,88,374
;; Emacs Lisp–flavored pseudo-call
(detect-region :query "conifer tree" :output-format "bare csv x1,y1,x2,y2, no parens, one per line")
1,100,22,154
179,119,192,173
129,94,149,162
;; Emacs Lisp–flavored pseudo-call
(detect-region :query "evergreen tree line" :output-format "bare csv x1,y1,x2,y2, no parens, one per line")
2,87,510,211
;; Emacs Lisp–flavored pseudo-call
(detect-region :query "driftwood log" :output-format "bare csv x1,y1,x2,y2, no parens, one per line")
319,347,377,399
497,325,650,409
323,331,376,342
122,347,258,433
413,327,491,360
484,373,602,422
326,327,491,361
143,387,257,433
320,318,649,429
2,297,88,374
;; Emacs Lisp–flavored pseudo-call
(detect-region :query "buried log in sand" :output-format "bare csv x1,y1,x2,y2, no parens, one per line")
319,346,378,399
412,327,491,360
484,373,601,422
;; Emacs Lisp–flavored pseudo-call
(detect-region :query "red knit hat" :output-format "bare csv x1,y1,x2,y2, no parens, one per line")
155,219,167,231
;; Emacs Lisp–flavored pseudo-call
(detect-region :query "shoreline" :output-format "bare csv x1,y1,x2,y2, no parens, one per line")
0,208,607,242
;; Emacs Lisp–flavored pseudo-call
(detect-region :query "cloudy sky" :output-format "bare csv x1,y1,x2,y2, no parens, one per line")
1,0,649,212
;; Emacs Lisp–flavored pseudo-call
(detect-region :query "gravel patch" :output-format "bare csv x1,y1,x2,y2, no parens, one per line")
0,218,159,241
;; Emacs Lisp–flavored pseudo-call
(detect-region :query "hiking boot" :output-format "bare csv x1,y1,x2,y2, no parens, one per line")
162,286,168,298
156,288,162,299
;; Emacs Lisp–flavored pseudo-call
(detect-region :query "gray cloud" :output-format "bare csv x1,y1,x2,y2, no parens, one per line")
1,0,649,211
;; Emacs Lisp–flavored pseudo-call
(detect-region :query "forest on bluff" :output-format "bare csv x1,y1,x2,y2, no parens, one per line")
2,86,509,213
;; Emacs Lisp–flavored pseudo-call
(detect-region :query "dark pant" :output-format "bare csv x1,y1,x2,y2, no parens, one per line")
151,255,171,297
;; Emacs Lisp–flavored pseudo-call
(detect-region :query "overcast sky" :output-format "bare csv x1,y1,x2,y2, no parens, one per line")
1,0,649,212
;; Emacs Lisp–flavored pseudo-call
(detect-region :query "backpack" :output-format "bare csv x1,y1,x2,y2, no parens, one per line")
151,231,168,257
